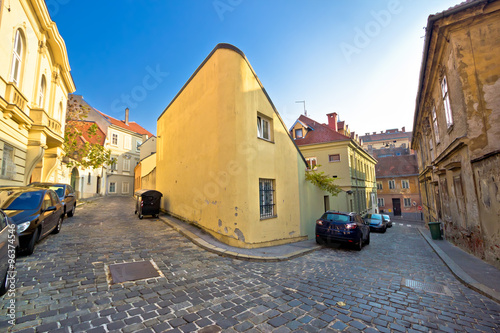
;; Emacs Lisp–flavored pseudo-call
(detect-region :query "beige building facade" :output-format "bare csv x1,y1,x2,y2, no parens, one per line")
0,0,75,186
412,0,500,268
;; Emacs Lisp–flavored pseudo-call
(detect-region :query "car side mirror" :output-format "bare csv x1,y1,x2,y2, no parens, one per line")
44,206,57,212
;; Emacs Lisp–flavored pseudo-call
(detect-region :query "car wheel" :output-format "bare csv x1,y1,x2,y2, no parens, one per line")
52,216,63,234
355,237,363,251
382,226,387,233
139,214,143,219
67,204,76,217
315,235,324,245
365,232,370,245
26,228,39,256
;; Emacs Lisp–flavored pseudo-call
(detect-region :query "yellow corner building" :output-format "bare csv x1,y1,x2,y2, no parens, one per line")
0,0,75,185
157,44,324,248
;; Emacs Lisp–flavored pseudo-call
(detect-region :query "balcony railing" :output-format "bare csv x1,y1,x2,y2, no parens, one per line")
30,108,62,136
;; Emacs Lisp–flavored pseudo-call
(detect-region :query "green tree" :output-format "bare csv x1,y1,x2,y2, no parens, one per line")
305,165,341,196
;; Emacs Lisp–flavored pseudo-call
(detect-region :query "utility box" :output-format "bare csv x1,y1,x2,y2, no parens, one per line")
134,190,163,219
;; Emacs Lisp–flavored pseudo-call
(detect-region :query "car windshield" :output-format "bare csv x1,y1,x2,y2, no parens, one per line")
34,185,64,197
0,191,43,210
370,214,383,220
383,215,390,220
321,213,350,223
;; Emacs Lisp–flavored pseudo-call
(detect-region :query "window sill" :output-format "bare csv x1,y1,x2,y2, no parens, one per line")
257,137,275,144
260,215,277,221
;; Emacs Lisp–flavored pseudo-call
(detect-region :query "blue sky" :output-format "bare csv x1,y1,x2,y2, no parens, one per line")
49,0,463,136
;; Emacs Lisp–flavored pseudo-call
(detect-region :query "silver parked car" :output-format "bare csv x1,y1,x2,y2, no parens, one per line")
383,214,392,228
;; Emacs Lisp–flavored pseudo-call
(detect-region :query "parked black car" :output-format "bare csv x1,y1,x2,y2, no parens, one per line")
0,187,64,255
316,211,370,251
0,209,18,296
363,213,388,233
28,183,77,217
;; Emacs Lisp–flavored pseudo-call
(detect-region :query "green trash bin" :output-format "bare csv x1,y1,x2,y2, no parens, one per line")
428,222,442,240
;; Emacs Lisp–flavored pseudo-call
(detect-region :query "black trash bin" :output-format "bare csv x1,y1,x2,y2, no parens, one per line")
134,190,163,219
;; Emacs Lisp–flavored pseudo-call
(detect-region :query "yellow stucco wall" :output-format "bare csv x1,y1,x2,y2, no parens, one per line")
157,45,317,248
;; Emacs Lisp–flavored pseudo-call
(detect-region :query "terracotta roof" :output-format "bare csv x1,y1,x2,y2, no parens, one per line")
95,110,154,137
361,131,412,143
375,155,419,178
67,120,106,145
293,115,351,146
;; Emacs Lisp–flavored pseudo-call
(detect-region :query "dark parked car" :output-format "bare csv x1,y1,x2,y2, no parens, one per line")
363,213,388,233
28,183,77,217
316,211,370,251
0,209,18,296
0,187,64,255
383,214,392,228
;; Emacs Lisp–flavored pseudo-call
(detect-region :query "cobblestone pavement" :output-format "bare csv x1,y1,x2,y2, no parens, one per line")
1,196,499,332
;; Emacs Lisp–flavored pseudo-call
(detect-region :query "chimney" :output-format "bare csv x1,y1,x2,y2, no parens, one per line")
125,108,129,125
372,132,376,135
326,113,338,132
350,131,355,139
402,126,406,132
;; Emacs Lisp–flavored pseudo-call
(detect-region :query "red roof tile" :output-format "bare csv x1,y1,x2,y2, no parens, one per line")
67,120,106,145
375,155,419,178
294,115,351,146
95,110,154,137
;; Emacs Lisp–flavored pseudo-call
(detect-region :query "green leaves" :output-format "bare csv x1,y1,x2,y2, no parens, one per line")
305,165,341,196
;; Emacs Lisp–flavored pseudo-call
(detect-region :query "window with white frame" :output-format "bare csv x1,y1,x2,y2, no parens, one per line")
257,115,271,141
109,182,116,193
259,179,275,219
376,182,382,190
389,180,395,189
378,198,384,207
1,144,16,180
441,76,453,127
136,140,142,151
38,75,46,108
10,30,24,86
432,107,440,143
402,180,409,189
122,182,129,194
329,154,340,162
110,156,118,171
306,157,317,171
123,159,130,172
404,198,411,207
111,133,118,146
295,128,303,139
124,135,131,150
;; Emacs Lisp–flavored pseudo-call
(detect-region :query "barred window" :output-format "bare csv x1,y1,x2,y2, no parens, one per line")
329,154,340,162
259,179,275,219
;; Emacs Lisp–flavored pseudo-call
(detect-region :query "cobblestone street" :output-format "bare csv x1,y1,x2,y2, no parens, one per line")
1,196,499,332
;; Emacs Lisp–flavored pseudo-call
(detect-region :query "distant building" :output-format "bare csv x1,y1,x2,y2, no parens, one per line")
156,44,324,248
411,0,500,268
291,113,378,215
69,95,153,196
375,155,422,220
360,127,413,158
0,0,75,186
134,135,156,192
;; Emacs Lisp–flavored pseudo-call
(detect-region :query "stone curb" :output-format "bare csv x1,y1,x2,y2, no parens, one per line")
418,228,500,304
159,215,320,262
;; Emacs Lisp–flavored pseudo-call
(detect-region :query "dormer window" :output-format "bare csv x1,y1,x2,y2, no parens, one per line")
295,128,303,139
257,114,271,141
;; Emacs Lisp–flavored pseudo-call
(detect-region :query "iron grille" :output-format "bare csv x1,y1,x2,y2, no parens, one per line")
259,179,275,218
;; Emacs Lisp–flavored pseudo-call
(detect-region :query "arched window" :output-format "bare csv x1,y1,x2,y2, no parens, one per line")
38,75,46,108
10,29,24,85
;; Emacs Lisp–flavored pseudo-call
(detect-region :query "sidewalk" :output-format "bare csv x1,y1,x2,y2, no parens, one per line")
418,227,500,304
159,214,320,262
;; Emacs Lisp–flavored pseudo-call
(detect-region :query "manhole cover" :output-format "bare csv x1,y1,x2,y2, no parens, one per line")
108,260,161,284
401,278,452,296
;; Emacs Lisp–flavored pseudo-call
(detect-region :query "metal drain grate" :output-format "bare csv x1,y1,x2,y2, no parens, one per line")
108,260,161,284
401,278,452,296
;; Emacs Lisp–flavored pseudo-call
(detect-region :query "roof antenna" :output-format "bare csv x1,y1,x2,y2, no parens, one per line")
295,100,307,116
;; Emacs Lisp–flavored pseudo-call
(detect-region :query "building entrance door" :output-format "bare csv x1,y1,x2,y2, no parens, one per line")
392,198,401,216
324,196,330,212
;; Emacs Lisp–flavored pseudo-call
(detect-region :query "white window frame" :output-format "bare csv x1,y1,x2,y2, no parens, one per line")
329,154,341,163
441,76,453,128
122,182,129,194
432,107,440,143
377,182,382,190
136,140,142,152
123,159,130,172
109,182,116,193
389,180,395,189
111,132,119,146
295,128,303,139
10,30,23,86
306,157,317,171
124,135,131,150
257,115,271,141
378,198,385,207
38,75,46,108
402,180,410,189
110,156,118,171
404,198,411,207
